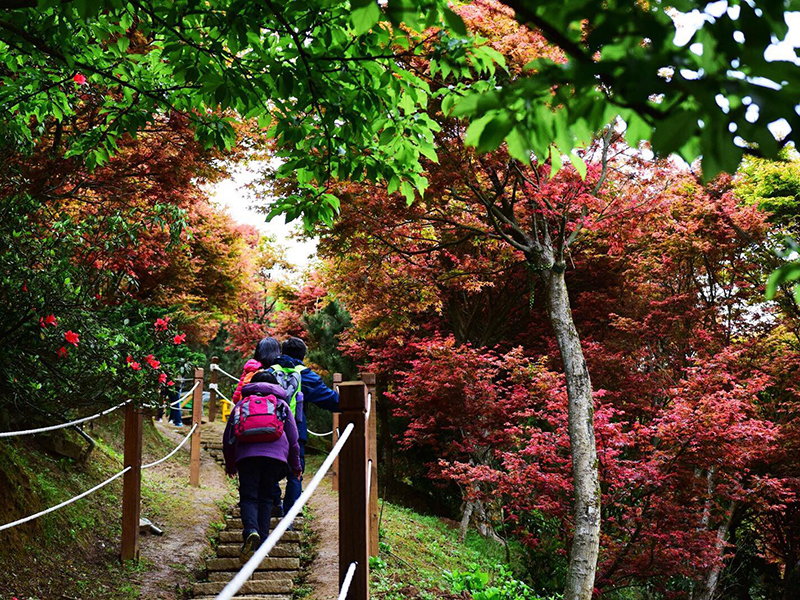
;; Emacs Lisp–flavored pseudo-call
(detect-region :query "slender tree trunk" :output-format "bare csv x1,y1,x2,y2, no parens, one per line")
695,502,737,600
544,269,601,600
459,499,475,542
784,559,800,600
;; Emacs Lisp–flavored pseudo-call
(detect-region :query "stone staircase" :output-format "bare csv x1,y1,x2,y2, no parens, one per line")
195,440,302,600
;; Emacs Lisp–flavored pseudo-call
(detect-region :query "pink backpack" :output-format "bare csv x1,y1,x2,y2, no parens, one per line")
233,394,286,443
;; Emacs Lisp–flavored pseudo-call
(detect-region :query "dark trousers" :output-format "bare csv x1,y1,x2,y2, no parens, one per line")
238,457,286,541
273,441,305,515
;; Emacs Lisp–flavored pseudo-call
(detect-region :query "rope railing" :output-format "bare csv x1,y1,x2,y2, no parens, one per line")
0,419,204,533
215,422,356,600
338,562,358,600
308,428,334,437
0,399,132,438
208,383,234,406
142,423,197,469
209,362,239,382
0,466,132,532
169,381,199,408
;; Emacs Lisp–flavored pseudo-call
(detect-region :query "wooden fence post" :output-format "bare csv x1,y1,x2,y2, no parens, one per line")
338,381,369,600
208,356,219,423
190,367,204,487
121,402,143,562
332,373,342,491
360,373,379,557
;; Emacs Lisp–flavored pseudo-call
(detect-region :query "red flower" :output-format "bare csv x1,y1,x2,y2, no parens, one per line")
167,380,175,386
129,361,141,371
39,314,57,328
126,355,133,364
145,354,160,369
154,317,170,332
21,285,27,293
173,333,186,345
73,73,87,85
159,373,167,384
64,330,79,346
57,346,68,359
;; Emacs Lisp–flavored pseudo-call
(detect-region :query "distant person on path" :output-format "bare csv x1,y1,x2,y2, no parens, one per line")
158,385,183,427
223,337,302,561
272,336,339,517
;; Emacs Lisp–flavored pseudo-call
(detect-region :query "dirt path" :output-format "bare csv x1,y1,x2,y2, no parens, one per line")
306,463,340,600
137,420,232,599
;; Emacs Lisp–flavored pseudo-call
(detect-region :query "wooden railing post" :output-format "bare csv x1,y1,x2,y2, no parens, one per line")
360,372,379,558
190,367,204,487
338,381,369,600
208,356,219,422
332,373,342,491
121,402,143,562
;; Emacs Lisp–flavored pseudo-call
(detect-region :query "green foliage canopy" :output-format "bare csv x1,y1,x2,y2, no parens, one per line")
3,0,799,220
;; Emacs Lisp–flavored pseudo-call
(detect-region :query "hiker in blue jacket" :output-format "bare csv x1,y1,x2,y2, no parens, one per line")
273,336,339,517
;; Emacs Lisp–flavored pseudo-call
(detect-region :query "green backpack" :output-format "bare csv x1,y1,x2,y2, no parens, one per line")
266,364,305,416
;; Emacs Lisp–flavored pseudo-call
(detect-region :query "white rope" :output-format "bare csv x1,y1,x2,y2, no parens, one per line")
365,391,372,420
367,460,373,499
307,428,334,437
210,363,240,382
0,466,131,531
210,384,235,406
169,381,199,408
142,424,197,469
215,422,356,600
337,562,358,600
0,399,132,438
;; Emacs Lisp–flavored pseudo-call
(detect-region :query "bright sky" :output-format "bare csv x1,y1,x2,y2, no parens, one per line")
208,164,319,277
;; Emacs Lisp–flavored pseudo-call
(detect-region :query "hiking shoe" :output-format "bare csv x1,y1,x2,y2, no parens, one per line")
271,505,284,518
240,530,260,562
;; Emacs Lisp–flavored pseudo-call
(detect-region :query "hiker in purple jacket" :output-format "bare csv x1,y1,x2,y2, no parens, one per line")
223,339,302,561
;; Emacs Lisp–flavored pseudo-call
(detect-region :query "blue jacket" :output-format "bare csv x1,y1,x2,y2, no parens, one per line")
274,355,339,443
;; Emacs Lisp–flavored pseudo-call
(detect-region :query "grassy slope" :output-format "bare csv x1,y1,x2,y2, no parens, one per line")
372,499,510,600
0,414,203,600
302,454,510,600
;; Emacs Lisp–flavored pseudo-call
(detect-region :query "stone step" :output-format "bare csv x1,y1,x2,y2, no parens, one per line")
206,557,299,572
216,543,299,558
202,443,224,450
194,596,290,600
225,517,303,530
230,506,298,519
219,530,300,544
208,571,298,583
194,580,292,595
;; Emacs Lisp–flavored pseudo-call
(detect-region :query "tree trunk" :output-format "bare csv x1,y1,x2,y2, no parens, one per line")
695,502,737,600
784,559,800,600
544,269,601,600
459,499,475,542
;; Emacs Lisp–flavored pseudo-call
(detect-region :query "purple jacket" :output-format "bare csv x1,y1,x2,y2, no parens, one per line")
223,382,302,476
